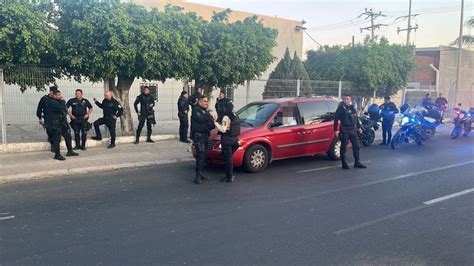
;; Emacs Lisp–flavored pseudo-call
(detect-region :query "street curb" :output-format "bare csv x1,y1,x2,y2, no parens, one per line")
0,134,179,154
0,158,195,184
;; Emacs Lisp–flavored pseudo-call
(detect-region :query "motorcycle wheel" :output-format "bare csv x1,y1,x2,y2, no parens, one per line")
451,128,461,139
391,131,404,150
361,130,375,146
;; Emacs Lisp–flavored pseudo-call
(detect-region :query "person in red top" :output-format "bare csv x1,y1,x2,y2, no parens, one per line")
435,93,448,123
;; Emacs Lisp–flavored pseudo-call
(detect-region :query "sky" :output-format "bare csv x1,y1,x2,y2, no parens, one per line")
189,0,474,56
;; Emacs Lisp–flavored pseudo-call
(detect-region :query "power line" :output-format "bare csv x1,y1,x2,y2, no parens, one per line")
396,0,419,46
359,9,388,41
303,30,323,47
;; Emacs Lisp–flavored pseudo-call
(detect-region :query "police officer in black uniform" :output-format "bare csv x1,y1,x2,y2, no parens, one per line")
66,89,93,150
214,101,240,183
91,91,124,149
36,87,55,152
334,95,367,170
379,96,399,146
134,86,156,144
47,88,79,160
177,90,191,143
191,95,216,184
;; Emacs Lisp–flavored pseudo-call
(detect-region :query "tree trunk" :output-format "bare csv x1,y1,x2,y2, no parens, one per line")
109,76,135,136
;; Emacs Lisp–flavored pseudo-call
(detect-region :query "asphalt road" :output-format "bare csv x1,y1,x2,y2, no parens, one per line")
1,130,474,265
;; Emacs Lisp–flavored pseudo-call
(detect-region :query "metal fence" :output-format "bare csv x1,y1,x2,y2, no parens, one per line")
0,67,350,144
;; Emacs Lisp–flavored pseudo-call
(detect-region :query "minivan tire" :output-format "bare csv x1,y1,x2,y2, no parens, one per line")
327,137,341,160
244,144,269,173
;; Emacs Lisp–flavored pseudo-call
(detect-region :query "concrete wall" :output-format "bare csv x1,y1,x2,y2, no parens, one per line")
438,47,474,108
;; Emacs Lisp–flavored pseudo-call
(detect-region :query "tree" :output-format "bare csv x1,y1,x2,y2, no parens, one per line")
304,38,414,108
0,1,59,91
263,48,311,99
192,10,277,93
54,0,201,134
452,17,474,47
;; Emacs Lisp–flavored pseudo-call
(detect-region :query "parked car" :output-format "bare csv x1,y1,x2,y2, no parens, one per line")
197,97,342,173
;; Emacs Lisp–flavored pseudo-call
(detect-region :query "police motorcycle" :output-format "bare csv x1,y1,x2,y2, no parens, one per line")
451,107,473,139
358,104,381,146
391,104,440,149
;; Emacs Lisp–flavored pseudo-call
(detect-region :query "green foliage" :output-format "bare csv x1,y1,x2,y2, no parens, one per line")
305,38,414,98
269,48,309,80
0,1,58,91
193,13,277,91
452,16,474,47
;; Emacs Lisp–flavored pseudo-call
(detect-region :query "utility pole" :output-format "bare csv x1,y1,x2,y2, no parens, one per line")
454,0,464,106
359,9,387,41
396,0,419,46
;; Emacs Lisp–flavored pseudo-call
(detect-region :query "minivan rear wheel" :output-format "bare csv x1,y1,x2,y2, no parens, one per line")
327,137,341,160
244,144,269,173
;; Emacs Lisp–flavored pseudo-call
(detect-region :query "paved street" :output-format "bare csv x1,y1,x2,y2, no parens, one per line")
1,130,473,265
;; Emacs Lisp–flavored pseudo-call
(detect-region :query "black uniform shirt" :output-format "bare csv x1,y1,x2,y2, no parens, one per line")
379,102,399,122
191,105,215,135
134,94,155,115
177,96,189,115
95,98,124,118
36,95,52,120
333,103,361,131
66,98,93,118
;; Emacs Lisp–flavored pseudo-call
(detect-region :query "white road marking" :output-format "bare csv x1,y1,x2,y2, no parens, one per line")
297,161,371,174
423,188,474,205
0,215,15,221
334,205,426,235
275,160,474,206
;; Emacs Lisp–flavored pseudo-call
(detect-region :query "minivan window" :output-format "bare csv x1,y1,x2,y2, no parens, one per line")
237,103,279,127
298,101,331,125
326,100,339,113
271,105,303,128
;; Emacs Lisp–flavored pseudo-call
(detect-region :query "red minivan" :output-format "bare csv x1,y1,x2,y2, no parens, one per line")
201,97,342,173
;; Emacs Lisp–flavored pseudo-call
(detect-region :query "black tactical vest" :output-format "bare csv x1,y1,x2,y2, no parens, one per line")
222,114,240,138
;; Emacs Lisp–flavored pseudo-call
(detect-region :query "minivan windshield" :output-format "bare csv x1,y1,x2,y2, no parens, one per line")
237,102,279,127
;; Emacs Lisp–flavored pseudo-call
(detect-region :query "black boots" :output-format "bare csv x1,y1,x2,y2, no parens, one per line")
342,161,350,170
221,176,235,183
91,136,102,141
134,135,139,145
66,151,79,157
354,162,367,168
54,154,66,161
107,144,116,149
146,138,155,143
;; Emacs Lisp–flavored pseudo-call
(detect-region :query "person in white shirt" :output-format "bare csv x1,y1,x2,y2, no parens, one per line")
214,101,240,183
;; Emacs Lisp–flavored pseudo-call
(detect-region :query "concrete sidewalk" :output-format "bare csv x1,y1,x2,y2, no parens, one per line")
0,139,194,184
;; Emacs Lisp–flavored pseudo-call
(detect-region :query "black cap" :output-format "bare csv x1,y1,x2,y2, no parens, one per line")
384,96,390,100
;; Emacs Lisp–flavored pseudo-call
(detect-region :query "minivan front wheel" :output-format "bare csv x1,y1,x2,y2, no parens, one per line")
244,144,269,173
327,137,341,160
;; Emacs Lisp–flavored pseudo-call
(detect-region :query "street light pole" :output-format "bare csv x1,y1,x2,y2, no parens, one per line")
454,0,464,106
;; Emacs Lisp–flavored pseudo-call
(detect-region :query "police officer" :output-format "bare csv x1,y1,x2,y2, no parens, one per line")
214,101,240,183
191,95,216,184
134,86,156,144
91,91,124,149
334,95,367,170
215,90,231,117
66,89,93,150
36,86,55,152
379,96,399,146
47,88,79,160
177,90,191,143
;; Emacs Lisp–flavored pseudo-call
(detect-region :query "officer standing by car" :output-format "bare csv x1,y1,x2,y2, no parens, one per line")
47,88,79,160
379,96,399,146
191,95,216,184
66,89,93,150
177,91,191,143
91,91,124,149
214,101,240,183
134,86,156,144
36,86,56,152
334,95,367,170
